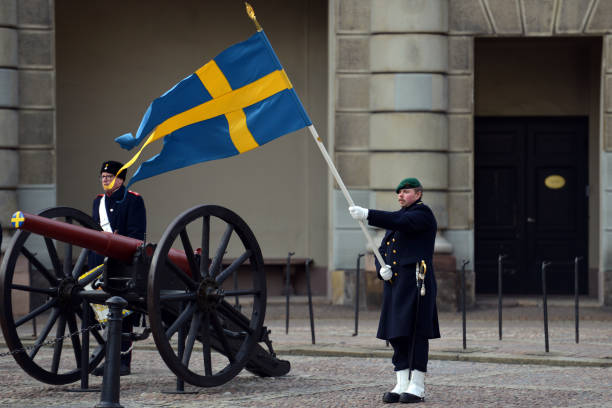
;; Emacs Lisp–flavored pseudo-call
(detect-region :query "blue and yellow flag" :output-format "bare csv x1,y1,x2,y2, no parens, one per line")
115,30,312,187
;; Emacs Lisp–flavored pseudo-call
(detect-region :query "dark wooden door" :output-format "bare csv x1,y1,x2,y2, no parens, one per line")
475,117,588,294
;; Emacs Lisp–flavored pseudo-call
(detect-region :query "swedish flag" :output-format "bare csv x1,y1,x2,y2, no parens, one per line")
115,31,312,187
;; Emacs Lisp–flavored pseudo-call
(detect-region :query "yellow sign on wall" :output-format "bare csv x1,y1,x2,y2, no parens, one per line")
544,174,565,189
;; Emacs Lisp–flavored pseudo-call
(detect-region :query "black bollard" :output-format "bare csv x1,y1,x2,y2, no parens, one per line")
574,256,582,344
541,261,551,353
285,251,295,335
497,254,507,341
461,260,470,350
305,258,315,344
96,296,127,408
353,253,365,336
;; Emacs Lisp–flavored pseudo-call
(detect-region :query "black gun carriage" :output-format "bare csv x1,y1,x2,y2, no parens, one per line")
0,205,289,387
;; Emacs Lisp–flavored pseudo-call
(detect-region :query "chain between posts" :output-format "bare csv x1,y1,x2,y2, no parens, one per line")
0,322,133,358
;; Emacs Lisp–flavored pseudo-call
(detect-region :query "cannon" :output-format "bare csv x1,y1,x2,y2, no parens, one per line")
0,205,289,387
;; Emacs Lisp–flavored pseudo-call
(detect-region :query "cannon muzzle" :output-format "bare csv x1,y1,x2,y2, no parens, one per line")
10,210,189,271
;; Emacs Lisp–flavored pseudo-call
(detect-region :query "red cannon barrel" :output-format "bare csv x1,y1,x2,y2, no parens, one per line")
10,211,190,273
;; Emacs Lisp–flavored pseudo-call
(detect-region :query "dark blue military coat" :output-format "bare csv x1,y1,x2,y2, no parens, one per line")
368,200,440,340
88,185,146,268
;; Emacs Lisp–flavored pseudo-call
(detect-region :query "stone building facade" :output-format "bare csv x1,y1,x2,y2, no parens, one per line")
1,0,612,306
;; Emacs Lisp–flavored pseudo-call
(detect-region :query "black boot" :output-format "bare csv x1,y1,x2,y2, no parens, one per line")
399,393,424,403
383,392,400,403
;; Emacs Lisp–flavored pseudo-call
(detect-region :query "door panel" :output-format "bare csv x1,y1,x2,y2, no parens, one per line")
475,117,588,294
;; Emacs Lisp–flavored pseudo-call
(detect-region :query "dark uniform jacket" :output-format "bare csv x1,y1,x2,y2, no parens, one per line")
88,185,146,268
368,200,440,340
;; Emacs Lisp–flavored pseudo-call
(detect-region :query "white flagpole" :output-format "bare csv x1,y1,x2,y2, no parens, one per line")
307,125,387,268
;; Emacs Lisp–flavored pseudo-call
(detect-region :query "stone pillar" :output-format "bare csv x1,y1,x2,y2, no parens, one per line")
0,1,18,250
16,0,56,229
332,0,457,308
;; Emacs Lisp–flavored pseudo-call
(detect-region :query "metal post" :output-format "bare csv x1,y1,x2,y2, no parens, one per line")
574,256,582,344
541,261,551,353
353,253,365,337
80,299,90,389
233,269,241,312
305,258,315,344
497,254,506,341
96,296,127,408
28,261,38,338
177,303,186,392
161,303,196,395
285,251,294,335
461,260,470,350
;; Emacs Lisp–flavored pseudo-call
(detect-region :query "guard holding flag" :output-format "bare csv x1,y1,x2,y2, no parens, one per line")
89,160,146,376
349,178,439,404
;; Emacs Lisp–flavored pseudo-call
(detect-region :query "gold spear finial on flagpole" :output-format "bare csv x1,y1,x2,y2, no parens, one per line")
245,2,262,31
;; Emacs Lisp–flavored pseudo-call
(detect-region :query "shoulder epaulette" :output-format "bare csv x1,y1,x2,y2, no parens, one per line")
96,194,104,197
128,190,140,196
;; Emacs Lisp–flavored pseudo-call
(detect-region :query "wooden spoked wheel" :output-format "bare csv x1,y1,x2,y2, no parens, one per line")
0,207,106,385
147,205,266,387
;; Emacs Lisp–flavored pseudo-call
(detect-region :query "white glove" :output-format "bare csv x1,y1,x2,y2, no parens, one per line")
348,205,368,221
380,265,392,281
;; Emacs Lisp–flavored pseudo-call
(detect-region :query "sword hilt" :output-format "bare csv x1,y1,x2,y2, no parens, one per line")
418,260,427,296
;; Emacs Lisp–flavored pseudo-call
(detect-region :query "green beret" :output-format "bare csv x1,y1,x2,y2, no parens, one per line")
396,177,422,193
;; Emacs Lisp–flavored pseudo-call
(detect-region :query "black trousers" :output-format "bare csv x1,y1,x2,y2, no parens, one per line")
389,335,429,372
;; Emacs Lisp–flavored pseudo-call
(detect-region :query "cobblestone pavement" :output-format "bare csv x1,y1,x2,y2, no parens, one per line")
1,300,611,407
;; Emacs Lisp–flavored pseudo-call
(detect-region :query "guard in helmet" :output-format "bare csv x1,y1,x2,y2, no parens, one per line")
349,177,439,403
89,160,146,376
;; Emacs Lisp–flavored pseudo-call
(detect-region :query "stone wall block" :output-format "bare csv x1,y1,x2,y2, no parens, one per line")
0,0,17,26
0,27,17,66
371,0,447,33
19,69,54,108
370,152,448,190
336,74,369,110
448,192,471,229
449,0,492,34
449,36,473,73
556,0,592,33
370,112,448,151
370,74,447,111
337,36,369,72
18,30,52,67
0,149,18,186
448,114,473,152
0,68,18,107
586,0,612,33
17,0,52,27
19,149,54,184
335,113,369,149
336,0,370,33
0,190,18,227
19,110,53,145
370,34,448,73
449,152,472,189
336,152,370,188
448,75,473,113
486,0,522,34
522,0,555,35
0,109,18,145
